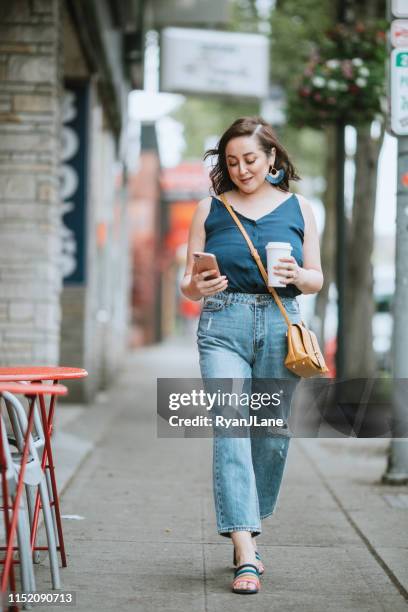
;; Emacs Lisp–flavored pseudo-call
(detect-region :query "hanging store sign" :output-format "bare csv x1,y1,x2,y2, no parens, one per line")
160,28,269,99
60,81,89,284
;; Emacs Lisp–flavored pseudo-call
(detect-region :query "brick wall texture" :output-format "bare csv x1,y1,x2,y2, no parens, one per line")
0,0,63,364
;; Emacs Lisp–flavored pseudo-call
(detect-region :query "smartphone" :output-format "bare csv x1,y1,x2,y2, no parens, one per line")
193,252,221,280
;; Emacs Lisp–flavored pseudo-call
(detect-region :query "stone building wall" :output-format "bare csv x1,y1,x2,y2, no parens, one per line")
0,0,63,364
0,0,138,401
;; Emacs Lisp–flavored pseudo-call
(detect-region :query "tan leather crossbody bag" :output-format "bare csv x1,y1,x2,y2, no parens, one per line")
220,194,329,378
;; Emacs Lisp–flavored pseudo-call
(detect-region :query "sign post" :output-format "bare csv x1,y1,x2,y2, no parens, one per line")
383,15,408,484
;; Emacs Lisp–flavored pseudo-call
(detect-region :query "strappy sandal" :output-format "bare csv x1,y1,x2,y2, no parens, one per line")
232,563,260,595
233,549,265,575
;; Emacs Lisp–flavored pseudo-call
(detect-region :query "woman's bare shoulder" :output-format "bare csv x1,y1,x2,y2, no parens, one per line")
295,193,320,242
295,192,312,211
197,195,213,211
193,196,213,224
294,193,315,223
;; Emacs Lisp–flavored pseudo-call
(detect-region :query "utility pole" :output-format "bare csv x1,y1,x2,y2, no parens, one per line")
383,1,408,484
383,137,408,484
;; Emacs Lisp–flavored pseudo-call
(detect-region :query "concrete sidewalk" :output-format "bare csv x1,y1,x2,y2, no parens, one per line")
35,336,408,611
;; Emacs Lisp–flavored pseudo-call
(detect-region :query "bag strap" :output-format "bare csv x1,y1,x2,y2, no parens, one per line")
219,193,292,328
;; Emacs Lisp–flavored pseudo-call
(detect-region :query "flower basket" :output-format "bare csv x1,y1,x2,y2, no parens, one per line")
288,21,388,127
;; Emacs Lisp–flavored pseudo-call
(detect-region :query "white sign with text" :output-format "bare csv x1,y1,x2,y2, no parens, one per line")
391,48,408,134
160,28,269,99
391,20,408,47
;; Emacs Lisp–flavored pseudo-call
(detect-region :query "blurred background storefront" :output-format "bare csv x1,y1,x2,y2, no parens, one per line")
159,161,210,339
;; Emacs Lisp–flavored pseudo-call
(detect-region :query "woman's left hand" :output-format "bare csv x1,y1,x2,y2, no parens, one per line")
273,256,303,286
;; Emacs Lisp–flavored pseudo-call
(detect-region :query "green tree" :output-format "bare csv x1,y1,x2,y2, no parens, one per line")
171,98,259,161
270,0,336,349
343,0,387,378
271,0,333,87
272,0,388,380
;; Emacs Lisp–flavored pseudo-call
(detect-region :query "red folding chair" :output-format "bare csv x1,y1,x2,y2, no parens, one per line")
0,383,67,608
0,368,87,569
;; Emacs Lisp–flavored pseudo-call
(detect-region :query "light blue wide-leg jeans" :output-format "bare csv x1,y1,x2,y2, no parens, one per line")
197,290,301,538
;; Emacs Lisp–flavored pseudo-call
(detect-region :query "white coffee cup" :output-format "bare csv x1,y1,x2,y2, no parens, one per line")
266,242,293,287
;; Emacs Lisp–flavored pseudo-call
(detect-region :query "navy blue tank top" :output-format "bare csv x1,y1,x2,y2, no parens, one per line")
204,194,305,297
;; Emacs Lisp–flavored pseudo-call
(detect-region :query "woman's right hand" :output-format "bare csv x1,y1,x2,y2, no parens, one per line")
192,270,228,297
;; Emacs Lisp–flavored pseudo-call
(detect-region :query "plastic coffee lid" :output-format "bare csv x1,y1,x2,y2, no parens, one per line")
265,242,292,248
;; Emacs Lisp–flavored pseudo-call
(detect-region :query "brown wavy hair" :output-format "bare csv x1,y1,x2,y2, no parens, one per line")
204,116,300,195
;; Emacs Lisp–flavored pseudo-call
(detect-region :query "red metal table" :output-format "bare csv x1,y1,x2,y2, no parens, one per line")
0,382,67,608
0,368,88,569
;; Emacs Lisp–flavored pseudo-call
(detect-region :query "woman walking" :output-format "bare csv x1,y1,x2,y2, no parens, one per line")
181,117,323,594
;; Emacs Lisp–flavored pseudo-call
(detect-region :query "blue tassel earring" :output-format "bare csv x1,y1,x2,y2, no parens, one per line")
266,166,285,185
